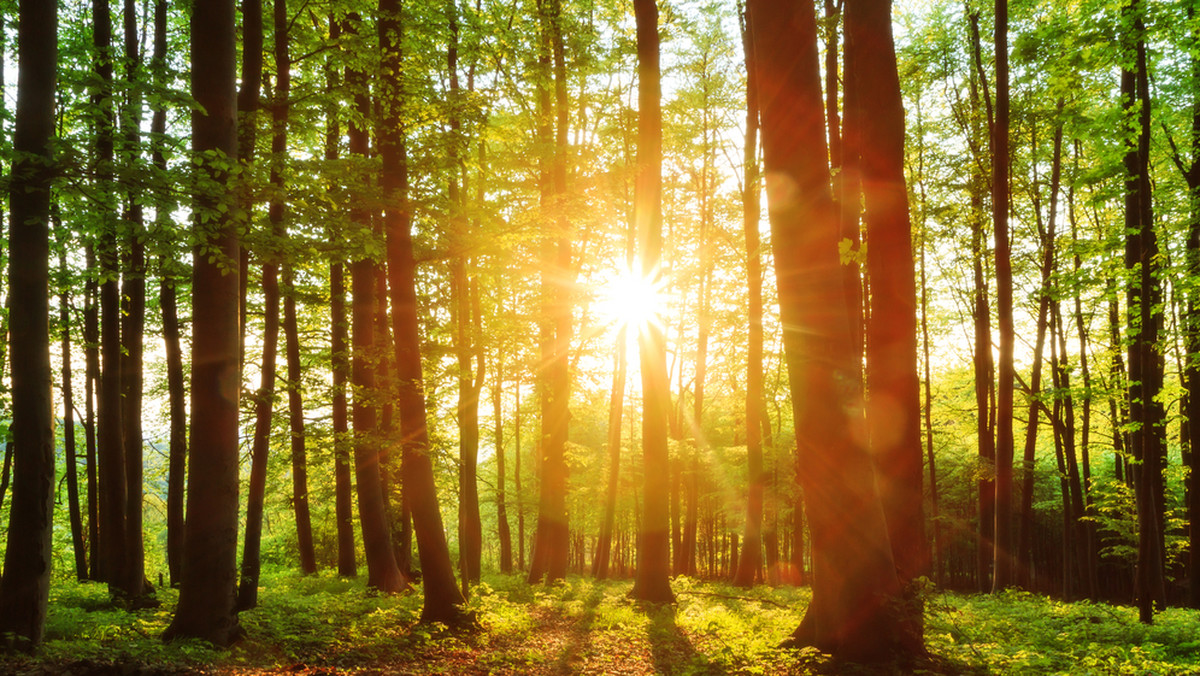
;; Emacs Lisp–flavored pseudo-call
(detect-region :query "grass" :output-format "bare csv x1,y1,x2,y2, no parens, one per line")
3,570,1200,674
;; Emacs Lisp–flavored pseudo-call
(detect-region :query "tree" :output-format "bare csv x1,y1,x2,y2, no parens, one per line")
990,0,1016,592
629,0,674,605
749,0,913,660
378,0,471,625
152,0,187,589
733,0,764,590
344,9,407,597
93,0,128,595
0,0,57,648
237,0,285,610
59,245,87,582
528,0,573,585
847,0,926,644
163,0,242,646
1123,0,1166,624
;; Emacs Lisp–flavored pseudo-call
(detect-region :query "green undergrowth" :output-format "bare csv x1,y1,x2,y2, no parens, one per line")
3,569,1200,674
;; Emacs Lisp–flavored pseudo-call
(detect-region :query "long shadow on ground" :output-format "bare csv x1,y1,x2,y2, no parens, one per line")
646,605,717,675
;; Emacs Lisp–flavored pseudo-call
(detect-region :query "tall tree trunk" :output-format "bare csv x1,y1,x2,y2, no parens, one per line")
447,0,484,587
118,0,149,601
161,271,187,587
237,237,280,610
94,0,128,595
734,0,764,589
990,0,1017,592
330,258,357,578
377,0,470,624
593,327,626,580
163,0,242,645
967,6,995,593
847,0,926,647
1124,0,1167,623
344,11,406,597
750,0,912,660
629,0,674,605
85,248,101,582
324,15,356,580
529,0,573,585
150,0,186,590
495,351,514,574
516,382,526,571
283,268,316,575
0,0,57,645
271,0,316,578
912,94,941,586
236,0,263,365
1016,111,1063,590
1174,0,1200,610
60,244,88,582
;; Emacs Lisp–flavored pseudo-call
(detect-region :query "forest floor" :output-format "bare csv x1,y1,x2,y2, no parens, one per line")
3,570,1200,675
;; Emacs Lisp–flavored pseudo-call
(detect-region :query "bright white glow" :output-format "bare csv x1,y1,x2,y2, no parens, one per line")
595,259,668,334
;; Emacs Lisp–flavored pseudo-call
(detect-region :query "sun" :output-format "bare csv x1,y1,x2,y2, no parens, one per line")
595,260,668,334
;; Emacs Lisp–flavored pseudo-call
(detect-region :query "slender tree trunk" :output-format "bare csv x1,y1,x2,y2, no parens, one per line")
734,1,764,589
282,267,316,575
236,0,263,365
323,15,355,580
344,11,406,596
0,0,57,645
237,246,280,610
529,0,573,585
118,0,149,601
495,352,513,574
447,1,483,587
85,248,101,582
592,325,627,579
912,95,941,586
378,0,469,624
629,0,674,605
60,245,88,582
163,0,242,645
1124,0,1167,623
161,271,187,587
1174,0,1200,610
150,0,185,590
967,6,995,593
93,0,128,595
990,0,1017,592
516,382,526,571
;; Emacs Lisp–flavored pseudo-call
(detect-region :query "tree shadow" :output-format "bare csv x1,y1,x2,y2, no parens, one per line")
549,584,605,673
645,605,716,675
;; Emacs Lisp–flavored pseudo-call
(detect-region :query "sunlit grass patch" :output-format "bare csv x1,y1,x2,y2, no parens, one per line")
926,589,1200,675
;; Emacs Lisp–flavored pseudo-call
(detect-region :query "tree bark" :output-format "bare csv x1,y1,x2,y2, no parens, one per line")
750,0,911,661
150,0,186,590
377,0,470,624
163,0,242,645
343,10,407,597
967,6,995,593
734,0,764,590
846,0,926,648
529,0,573,585
0,0,56,646
93,0,128,596
59,244,88,582
990,0,1017,592
1123,0,1167,623
629,0,674,605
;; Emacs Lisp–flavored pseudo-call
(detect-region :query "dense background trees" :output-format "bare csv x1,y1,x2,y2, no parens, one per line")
3,0,1200,661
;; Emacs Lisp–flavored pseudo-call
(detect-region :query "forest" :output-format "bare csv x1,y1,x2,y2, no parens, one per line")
1,0,1200,672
